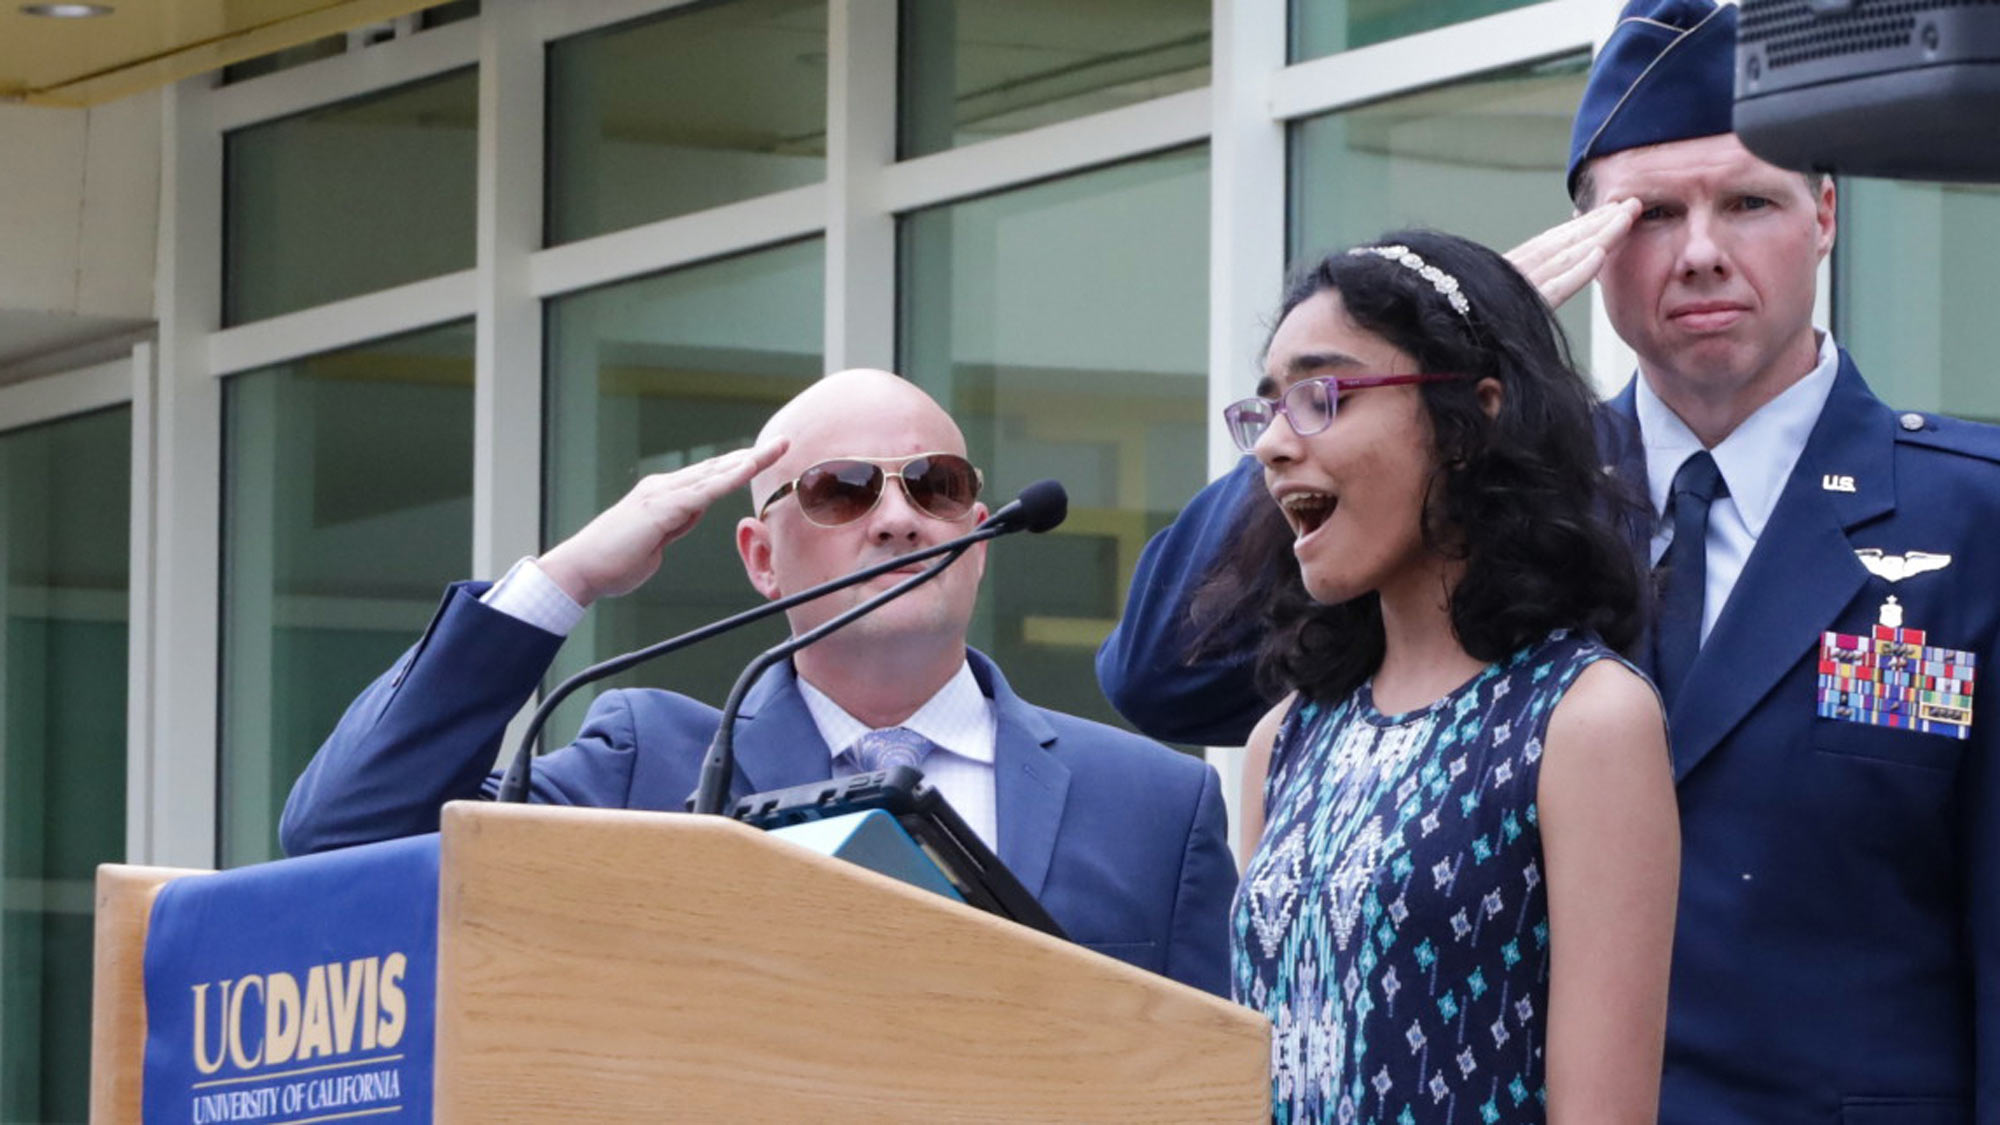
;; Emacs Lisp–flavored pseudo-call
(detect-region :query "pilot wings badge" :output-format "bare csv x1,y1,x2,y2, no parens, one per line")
1853,549,1952,582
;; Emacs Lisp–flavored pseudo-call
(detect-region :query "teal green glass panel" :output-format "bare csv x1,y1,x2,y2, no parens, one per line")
224,68,478,325
1,406,130,1125
898,148,1209,732
899,0,1210,158
1292,0,1544,61
1290,54,1593,358
1836,179,2000,424
221,322,473,867
546,0,827,245
542,240,824,742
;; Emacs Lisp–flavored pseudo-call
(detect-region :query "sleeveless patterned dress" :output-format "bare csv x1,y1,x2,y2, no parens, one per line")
1232,630,1620,1125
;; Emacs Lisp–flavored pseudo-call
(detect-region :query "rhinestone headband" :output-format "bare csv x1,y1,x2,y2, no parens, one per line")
1348,244,1471,318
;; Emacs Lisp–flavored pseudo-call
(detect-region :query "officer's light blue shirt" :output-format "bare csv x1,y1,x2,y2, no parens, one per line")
1636,330,1841,642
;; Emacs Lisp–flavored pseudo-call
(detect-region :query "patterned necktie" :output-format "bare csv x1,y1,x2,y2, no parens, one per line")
849,726,936,774
1653,450,1728,711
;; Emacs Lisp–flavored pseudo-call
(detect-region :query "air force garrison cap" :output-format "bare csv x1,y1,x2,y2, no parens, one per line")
1567,0,1738,199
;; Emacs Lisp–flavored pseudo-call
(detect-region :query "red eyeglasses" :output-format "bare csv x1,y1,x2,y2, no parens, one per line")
756,452,985,527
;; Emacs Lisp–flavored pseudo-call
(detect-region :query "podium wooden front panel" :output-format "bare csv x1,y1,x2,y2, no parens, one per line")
435,802,1268,1123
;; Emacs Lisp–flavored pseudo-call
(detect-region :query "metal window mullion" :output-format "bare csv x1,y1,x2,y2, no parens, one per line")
825,0,897,372
0,361,132,431
527,186,830,302
206,272,479,378
126,342,156,865
1269,0,1599,123
1203,0,1287,864
878,88,1212,216
473,0,545,578
151,77,225,868
1209,0,1286,479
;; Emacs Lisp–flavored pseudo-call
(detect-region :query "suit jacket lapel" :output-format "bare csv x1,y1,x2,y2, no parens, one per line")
970,651,1068,899
729,662,835,800
1665,356,1896,778
1598,381,1651,547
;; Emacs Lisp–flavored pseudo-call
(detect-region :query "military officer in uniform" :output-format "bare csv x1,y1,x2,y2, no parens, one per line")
1097,1,2000,1120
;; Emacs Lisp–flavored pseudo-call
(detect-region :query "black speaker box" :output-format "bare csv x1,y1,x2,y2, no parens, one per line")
1736,0,2000,181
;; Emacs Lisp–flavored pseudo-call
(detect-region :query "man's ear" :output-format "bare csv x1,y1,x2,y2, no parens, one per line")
1476,377,1504,420
965,500,990,581
736,517,783,600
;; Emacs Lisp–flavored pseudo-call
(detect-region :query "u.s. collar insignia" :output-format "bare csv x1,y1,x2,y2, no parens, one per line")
1854,548,1952,582
1819,595,1975,741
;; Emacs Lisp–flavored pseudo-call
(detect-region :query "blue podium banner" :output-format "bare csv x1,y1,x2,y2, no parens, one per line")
142,834,440,1125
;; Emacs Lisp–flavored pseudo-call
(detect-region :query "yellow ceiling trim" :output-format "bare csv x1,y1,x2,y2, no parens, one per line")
13,0,446,109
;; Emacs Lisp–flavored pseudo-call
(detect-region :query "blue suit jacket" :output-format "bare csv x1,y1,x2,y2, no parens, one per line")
1098,353,2000,1123
282,584,1237,997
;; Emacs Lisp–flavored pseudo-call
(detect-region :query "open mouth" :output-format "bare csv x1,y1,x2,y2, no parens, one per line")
1279,492,1337,538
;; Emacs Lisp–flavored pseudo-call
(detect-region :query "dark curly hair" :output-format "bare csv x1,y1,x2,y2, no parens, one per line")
1191,229,1646,704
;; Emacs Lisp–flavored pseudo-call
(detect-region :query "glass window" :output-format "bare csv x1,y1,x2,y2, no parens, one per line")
1290,54,1593,356
420,0,481,29
899,149,1209,732
220,322,474,867
899,0,1210,158
224,68,479,325
1292,0,1544,62
1,406,129,1125
221,35,346,85
542,240,824,742
546,0,828,246
1836,179,2000,423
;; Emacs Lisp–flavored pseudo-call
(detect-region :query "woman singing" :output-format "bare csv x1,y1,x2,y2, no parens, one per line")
1206,230,1677,1124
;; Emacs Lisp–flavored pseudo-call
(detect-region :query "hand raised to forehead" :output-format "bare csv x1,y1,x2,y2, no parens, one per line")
537,438,789,607
1504,198,1640,310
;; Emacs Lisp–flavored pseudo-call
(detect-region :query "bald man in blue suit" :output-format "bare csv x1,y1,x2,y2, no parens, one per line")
283,369,1235,997
1101,2,2000,1119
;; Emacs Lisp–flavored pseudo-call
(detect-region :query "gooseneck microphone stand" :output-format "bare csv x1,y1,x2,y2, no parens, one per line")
496,482,1066,806
687,544,973,816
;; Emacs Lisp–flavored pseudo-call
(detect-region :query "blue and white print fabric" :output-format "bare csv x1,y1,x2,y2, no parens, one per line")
1232,631,1617,1125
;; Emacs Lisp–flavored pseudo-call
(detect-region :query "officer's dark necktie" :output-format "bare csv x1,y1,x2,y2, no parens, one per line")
1653,451,1728,711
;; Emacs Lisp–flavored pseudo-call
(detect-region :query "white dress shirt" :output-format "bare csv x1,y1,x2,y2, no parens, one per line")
482,556,587,634
480,558,1001,848
796,663,999,851
1635,331,1840,642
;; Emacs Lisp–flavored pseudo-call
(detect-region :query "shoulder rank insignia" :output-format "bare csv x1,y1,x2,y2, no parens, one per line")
1819,598,1975,740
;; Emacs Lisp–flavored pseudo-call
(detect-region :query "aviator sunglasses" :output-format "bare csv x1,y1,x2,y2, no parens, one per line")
756,452,985,527
1222,373,1467,453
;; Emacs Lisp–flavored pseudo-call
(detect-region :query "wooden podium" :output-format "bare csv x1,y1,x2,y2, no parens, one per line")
92,801,1270,1122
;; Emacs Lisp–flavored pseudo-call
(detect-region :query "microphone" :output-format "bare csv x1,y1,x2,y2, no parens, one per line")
495,481,1069,805
983,478,1067,533
688,480,1069,816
